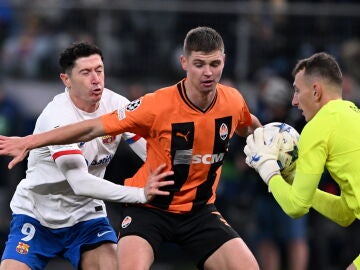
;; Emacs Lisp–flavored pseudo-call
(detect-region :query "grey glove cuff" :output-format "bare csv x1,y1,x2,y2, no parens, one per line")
258,159,280,184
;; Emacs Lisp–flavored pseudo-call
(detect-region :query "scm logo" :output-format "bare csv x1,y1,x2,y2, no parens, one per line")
192,153,225,164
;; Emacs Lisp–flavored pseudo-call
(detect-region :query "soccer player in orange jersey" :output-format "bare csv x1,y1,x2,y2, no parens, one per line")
0,27,261,269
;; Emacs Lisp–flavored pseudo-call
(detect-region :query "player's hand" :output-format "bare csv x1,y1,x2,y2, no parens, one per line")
243,127,281,184
0,135,31,169
144,163,174,202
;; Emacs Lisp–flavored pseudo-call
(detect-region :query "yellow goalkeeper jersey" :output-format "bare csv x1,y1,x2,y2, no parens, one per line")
269,99,360,224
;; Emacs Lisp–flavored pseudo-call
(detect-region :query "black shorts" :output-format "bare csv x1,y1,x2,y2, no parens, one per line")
118,204,239,269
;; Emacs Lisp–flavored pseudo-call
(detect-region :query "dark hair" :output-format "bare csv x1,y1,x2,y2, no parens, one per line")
292,52,342,87
183,26,224,56
59,42,103,73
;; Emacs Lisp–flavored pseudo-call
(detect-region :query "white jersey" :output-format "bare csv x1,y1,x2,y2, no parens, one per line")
10,88,142,229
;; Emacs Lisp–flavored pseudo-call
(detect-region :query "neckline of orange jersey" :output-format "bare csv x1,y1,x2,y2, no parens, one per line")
177,80,218,113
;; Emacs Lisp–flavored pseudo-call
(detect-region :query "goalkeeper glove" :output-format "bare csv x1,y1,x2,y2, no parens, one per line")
244,127,281,184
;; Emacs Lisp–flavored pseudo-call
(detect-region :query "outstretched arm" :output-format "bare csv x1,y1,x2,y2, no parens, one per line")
56,154,174,203
0,117,105,169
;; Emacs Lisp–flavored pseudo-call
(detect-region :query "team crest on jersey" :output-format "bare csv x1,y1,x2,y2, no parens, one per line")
126,99,141,111
121,216,132,228
219,123,228,140
16,242,30,254
102,135,115,144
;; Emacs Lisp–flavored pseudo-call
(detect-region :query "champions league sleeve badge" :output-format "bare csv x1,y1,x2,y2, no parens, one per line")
126,98,141,111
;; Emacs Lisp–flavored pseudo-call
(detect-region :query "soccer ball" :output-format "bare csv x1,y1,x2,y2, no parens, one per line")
263,122,299,183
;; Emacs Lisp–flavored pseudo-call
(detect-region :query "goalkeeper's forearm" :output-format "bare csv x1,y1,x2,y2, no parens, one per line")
312,189,356,227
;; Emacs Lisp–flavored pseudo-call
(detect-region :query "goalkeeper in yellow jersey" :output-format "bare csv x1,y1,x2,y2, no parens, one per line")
244,52,360,270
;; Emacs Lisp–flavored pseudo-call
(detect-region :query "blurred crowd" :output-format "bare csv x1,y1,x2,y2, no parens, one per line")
1,0,360,269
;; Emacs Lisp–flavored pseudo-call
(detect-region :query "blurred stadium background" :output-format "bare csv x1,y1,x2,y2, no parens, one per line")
0,0,360,269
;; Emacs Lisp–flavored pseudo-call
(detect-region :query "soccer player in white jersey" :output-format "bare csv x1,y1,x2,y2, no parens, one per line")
0,42,173,270
244,52,360,270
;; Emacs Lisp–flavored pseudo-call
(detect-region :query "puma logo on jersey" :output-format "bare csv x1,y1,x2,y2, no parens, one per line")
176,131,191,142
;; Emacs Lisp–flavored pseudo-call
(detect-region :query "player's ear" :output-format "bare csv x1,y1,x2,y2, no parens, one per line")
312,83,322,100
180,55,187,71
60,73,71,88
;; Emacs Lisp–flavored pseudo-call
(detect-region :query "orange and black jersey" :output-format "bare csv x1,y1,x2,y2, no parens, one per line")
101,79,252,213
